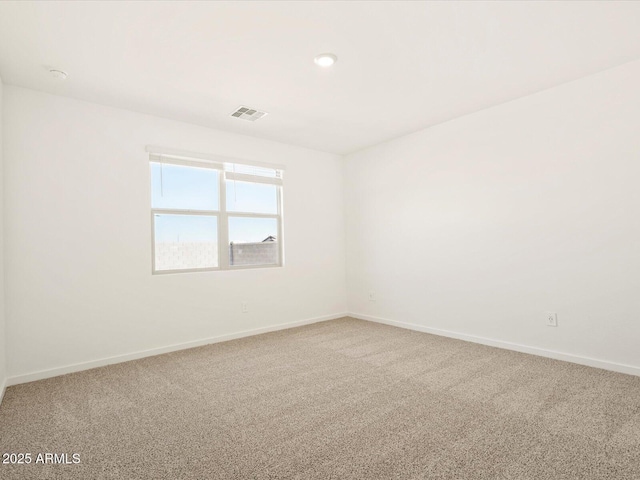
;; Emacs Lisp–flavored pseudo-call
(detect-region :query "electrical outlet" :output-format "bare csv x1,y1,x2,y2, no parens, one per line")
241,301,248,313
369,292,376,302
546,312,558,327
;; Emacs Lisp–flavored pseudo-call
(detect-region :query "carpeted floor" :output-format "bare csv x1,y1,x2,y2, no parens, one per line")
1,317,639,479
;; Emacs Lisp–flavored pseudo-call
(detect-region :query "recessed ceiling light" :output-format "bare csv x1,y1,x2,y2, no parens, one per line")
49,69,68,80
314,53,337,67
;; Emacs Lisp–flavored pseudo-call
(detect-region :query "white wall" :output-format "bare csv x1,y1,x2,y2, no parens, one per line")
4,59,639,384
0,76,6,397
4,86,347,381
345,60,640,372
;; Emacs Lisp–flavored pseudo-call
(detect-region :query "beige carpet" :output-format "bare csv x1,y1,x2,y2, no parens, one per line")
1,317,639,479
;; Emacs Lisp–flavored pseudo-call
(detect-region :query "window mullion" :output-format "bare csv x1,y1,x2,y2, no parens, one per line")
151,208,218,216
219,172,230,269
225,212,279,219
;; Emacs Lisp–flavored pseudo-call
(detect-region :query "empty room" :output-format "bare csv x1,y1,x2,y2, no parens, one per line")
0,1,639,478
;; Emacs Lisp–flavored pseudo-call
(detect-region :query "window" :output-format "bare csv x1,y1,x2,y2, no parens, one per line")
149,148,284,273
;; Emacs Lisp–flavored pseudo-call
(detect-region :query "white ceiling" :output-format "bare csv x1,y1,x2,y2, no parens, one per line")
1,1,640,155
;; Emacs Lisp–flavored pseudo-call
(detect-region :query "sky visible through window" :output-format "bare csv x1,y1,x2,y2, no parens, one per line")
151,163,277,243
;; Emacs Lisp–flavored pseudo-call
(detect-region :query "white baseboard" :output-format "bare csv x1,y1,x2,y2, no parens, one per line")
7,312,348,387
0,378,6,407
350,312,640,377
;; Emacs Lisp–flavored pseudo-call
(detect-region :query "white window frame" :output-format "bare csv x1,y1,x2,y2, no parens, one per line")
147,146,284,274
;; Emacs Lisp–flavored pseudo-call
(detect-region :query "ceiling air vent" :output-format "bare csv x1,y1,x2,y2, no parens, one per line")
230,106,268,122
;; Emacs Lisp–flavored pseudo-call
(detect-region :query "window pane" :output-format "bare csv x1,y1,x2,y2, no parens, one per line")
226,180,277,214
228,217,278,266
154,214,218,271
151,163,219,211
